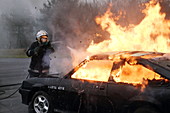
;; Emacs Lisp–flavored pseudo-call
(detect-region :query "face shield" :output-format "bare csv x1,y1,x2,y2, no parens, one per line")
40,35,49,45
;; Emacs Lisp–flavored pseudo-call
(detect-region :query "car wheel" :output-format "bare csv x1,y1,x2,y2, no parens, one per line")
133,106,160,113
28,91,53,113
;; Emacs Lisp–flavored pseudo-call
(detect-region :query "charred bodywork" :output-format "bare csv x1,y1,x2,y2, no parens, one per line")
19,51,170,113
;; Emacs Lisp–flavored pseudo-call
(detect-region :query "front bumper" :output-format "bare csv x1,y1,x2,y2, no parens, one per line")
19,88,31,105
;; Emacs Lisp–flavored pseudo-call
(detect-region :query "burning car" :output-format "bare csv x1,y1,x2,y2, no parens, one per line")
19,51,170,113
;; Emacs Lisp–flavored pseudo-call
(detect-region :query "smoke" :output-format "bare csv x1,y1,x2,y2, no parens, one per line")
47,0,150,49
43,0,170,74
0,0,47,49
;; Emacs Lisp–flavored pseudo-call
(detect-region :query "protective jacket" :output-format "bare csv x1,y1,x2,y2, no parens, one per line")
26,41,54,73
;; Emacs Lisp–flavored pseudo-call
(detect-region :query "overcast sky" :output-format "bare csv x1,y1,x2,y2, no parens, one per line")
0,0,47,17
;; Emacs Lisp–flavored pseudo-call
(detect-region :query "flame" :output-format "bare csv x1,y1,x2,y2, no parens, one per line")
71,53,164,85
72,60,113,82
111,62,162,84
87,0,170,53
72,0,170,87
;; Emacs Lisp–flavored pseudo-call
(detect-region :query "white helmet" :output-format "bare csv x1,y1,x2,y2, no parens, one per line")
36,30,48,40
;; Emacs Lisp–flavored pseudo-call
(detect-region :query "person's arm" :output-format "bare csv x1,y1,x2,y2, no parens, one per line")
48,41,55,53
26,42,38,57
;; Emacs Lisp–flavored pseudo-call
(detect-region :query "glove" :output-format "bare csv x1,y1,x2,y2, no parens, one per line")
34,46,40,55
41,41,49,46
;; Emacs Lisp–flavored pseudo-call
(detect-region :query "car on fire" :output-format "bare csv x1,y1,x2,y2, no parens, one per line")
19,51,170,113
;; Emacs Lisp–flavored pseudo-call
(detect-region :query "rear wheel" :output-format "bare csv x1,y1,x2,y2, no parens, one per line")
133,106,160,113
28,91,53,113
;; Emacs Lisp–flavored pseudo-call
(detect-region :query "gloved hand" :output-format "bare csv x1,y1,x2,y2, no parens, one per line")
41,41,49,46
34,46,40,55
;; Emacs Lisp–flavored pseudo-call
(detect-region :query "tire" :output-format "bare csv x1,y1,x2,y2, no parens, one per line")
28,91,53,113
133,106,160,113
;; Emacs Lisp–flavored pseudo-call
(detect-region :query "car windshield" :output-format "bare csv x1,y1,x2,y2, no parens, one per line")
71,60,113,82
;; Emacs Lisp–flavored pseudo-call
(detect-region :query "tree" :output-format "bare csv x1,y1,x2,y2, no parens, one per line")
1,10,35,49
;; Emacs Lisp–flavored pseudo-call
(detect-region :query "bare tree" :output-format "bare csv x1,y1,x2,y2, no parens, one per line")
1,12,35,49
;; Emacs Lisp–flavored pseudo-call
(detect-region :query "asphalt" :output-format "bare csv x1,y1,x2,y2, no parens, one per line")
0,58,30,113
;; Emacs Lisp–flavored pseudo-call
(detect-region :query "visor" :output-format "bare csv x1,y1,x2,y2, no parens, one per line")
40,35,48,39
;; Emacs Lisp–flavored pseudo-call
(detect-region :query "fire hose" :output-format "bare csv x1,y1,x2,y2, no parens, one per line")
0,72,59,100
0,74,29,100
0,85,20,100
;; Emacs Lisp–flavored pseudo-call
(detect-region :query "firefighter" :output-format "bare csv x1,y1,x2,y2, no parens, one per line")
26,30,54,77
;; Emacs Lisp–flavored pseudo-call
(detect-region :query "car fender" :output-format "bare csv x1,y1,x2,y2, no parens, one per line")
32,83,45,88
28,83,47,104
31,83,48,94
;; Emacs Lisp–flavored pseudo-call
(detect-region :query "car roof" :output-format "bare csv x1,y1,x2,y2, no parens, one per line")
90,51,163,58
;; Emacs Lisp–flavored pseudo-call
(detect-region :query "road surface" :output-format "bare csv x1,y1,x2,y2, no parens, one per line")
0,58,30,113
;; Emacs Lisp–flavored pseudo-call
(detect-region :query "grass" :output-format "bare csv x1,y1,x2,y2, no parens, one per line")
0,49,27,58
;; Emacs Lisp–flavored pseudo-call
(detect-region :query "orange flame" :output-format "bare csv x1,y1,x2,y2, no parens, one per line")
111,62,162,84
72,0,170,87
72,53,164,85
87,0,170,53
72,60,113,82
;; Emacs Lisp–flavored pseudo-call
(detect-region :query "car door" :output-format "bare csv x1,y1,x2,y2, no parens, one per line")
107,82,139,108
56,78,83,112
82,80,109,113
56,78,109,113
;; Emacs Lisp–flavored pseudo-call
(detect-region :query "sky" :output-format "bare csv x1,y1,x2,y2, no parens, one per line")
0,0,47,17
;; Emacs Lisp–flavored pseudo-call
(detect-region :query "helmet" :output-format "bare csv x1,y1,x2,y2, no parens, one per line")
36,30,48,40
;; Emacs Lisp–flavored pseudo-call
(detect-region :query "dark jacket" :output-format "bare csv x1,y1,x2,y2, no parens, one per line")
26,41,54,73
